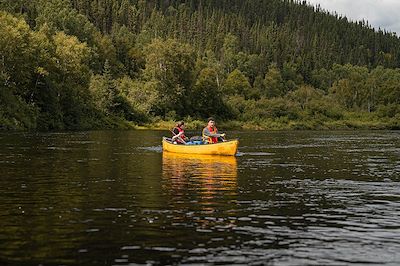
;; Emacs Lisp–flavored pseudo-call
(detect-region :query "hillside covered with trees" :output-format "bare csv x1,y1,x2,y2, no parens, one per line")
1,0,399,130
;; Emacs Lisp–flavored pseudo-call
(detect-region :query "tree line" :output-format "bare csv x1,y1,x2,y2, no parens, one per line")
0,0,399,130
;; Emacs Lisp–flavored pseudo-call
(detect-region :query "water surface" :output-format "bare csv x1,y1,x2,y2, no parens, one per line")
0,130,399,265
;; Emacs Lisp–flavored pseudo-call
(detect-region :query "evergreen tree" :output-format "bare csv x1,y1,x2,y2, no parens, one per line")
1,0,400,130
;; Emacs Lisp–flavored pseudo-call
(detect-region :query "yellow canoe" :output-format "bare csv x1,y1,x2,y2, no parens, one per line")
162,137,238,156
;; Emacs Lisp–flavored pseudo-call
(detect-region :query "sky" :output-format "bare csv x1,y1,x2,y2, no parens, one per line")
306,0,400,35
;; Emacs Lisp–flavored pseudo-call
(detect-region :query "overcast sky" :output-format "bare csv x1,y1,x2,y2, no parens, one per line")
306,0,400,35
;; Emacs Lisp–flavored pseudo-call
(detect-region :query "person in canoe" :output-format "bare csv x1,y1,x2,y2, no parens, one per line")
172,121,189,144
202,117,226,144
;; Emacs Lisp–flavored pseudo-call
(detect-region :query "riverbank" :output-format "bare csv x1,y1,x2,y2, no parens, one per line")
2,112,398,132
140,114,400,131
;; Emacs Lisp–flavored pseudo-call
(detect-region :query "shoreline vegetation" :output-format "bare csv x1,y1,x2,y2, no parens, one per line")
1,1,400,132
121,115,400,131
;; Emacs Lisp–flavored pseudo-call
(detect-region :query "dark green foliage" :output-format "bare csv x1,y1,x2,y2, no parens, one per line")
0,86,38,130
143,38,196,117
223,69,252,98
1,1,400,130
192,67,230,119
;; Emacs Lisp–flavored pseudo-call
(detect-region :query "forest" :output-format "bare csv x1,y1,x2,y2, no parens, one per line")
1,0,399,130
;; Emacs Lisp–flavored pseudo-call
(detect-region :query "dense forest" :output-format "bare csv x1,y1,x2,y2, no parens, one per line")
1,0,399,130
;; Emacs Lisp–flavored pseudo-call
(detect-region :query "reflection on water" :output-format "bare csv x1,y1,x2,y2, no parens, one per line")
163,152,237,189
0,130,399,265
162,152,237,215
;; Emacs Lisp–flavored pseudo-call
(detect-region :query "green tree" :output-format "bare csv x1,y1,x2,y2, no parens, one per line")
35,0,97,44
263,63,285,98
372,68,400,106
116,77,159,121
89,60,117,115
310,68,333,92
52,31,94,129
192,67,227,118
329,65,369,110
0,11,40,129
221,33,239,73
281,62,303,92
287,85,322,110
223,69,252,99
143,38,195,116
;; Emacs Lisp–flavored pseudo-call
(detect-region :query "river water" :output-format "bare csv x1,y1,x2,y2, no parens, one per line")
0,130,399,265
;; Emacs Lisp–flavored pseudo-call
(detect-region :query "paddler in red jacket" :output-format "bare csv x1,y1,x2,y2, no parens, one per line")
202,117,226,144
172,121,189,144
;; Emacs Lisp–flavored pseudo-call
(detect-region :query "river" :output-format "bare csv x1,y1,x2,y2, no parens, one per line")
1,130,399,265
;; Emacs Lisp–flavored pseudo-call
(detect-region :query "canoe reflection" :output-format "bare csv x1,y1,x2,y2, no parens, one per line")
162,152,237,199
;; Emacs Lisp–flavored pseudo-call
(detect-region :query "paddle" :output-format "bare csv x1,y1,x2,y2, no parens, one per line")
171,129,187,144
220,133,227,142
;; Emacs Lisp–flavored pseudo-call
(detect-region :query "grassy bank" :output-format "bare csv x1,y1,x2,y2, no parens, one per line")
2,110,398,132
139,113,400,131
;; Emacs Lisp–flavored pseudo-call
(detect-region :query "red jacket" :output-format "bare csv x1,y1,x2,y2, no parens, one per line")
173,127,187,144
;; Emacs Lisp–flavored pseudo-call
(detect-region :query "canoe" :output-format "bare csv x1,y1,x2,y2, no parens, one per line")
162,137,238,156
163,151,238,166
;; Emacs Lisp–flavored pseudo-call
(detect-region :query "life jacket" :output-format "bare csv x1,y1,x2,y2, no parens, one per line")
202,126,218,144
173,127,187,143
